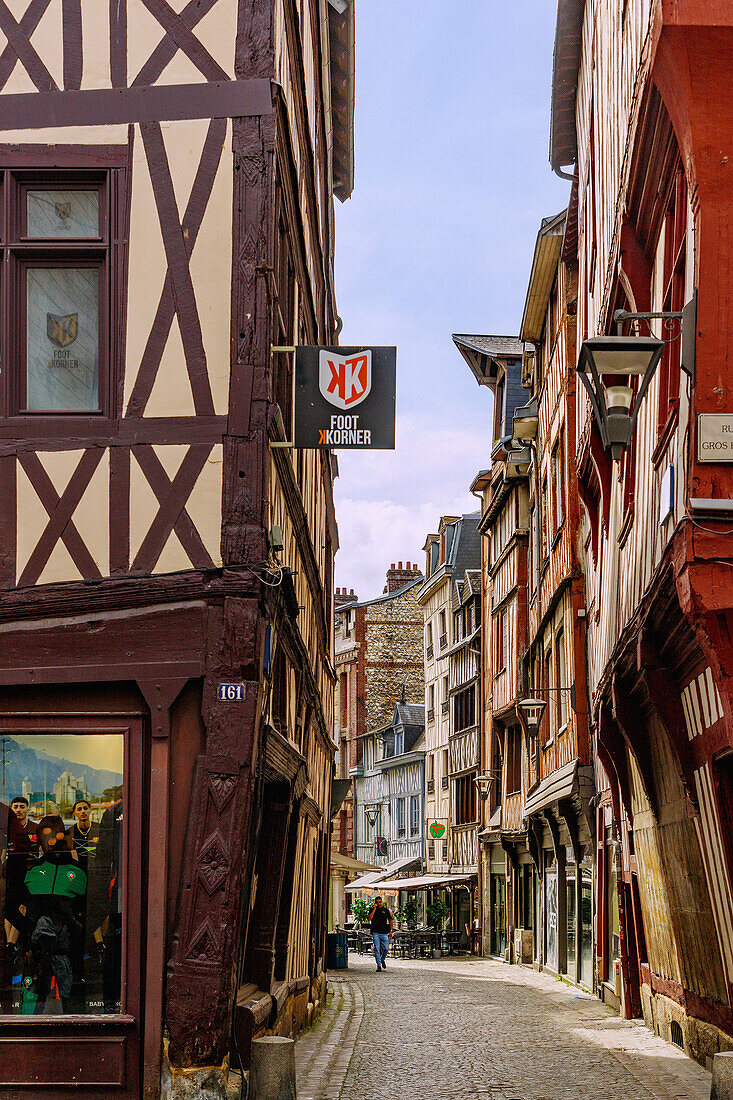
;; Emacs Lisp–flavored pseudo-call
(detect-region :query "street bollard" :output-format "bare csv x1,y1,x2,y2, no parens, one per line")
711,1052,733,1100
250,1036,297,1100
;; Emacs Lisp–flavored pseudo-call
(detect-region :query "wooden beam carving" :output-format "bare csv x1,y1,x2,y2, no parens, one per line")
637,629,699,812
558,798,581,863
597,705,633,824
611,673,658,820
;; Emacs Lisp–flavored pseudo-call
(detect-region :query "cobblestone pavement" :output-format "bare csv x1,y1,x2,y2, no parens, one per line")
295,953,712,1100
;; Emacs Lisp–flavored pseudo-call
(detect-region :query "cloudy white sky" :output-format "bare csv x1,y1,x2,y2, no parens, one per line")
333,1,569,600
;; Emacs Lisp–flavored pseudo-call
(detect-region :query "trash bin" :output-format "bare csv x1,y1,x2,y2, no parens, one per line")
327,931,348,969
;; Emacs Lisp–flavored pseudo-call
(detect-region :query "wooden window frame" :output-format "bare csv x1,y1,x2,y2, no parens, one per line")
0,149,128,424
656,164,687,434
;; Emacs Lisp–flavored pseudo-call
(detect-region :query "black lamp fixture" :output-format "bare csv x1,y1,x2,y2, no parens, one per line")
516,696,548,740
577,295,696,461
473,773,495,803
364,804,380,829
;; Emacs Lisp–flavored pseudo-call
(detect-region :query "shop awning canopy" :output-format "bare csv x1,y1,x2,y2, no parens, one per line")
365,872,476,892
344,855,419,891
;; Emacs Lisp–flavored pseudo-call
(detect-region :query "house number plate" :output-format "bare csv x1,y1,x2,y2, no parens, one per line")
218,683,246,701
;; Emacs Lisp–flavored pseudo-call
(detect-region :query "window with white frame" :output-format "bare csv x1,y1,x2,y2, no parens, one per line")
409,795,420,836
396,798,406,838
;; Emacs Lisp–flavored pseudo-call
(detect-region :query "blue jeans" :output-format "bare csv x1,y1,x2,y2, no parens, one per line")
372,932,389,967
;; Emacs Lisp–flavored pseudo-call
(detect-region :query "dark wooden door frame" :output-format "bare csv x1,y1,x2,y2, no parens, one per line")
0,709,146,1099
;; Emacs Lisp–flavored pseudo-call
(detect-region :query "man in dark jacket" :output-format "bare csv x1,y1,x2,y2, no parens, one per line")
368,896,392,972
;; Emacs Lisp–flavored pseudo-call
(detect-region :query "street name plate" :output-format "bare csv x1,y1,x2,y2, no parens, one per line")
698,414,733,462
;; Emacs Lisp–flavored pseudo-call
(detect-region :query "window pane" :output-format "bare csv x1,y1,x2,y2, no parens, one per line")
1,733,124,1016
26,267,99,412
27,190,99,238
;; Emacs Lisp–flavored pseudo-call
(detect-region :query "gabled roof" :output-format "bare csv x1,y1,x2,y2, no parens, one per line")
520,210,567,344
452,334,525,390
395,702,424,729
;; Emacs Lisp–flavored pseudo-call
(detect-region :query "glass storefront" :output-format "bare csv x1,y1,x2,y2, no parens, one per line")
490,872,506,958
606,828,620,978
566,847,576,975
544,853,558,971
1,733,124,1015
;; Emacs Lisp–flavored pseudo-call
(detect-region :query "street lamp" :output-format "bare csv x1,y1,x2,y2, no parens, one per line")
516,696,547,741
473,774,495,803
364,804,380,829
577,297,696,461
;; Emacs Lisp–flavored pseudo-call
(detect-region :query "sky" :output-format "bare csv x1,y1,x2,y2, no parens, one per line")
333,1,569,600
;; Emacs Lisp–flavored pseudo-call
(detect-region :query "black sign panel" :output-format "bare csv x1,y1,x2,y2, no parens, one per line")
294,345,396,449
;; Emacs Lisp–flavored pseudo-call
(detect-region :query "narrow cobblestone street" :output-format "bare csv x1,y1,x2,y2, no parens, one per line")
296,955,712,1100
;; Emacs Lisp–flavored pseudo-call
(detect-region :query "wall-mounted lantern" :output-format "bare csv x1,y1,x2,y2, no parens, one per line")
473,774,495,803
577,296,696,461
516,696,548,740
364,804,380,829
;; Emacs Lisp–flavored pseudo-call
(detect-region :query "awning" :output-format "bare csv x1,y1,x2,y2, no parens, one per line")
522,758,595,818
366,872,476,892
344,870,383,892
344,855,419,892
331,851,377,873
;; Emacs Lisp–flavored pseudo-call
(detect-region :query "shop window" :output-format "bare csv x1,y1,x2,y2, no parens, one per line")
553,436,564,533
0,172,122,417
1,732,124,1015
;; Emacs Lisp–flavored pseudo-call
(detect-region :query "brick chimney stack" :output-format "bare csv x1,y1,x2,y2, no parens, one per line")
383,560,422,594
335,586,358,609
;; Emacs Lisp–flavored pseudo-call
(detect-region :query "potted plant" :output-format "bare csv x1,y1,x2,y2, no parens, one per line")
396,897,419,928
426,897,450,956
350,896,373,928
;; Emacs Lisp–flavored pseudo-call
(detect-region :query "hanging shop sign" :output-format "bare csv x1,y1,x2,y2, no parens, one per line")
698,413,733,462
428,820,447,839
374,836,389,858
294,346,396,449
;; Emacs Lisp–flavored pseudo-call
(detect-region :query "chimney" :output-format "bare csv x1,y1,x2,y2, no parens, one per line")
335,586,359,609
384,559,423,594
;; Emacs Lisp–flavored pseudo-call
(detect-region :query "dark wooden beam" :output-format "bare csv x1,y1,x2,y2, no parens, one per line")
612,673,658,820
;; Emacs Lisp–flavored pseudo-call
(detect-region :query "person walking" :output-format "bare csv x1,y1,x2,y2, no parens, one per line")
368,896,392,972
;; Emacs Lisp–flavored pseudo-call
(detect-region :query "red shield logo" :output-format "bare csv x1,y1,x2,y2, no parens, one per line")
319,349,372,409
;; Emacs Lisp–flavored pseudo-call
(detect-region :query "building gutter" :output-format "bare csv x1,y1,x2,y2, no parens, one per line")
549,0,586,175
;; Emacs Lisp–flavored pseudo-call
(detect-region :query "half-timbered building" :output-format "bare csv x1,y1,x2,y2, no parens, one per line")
0,0,354,1096
418,514,480,876
454,336,528,959
552,0,733,1064
518,210,594,989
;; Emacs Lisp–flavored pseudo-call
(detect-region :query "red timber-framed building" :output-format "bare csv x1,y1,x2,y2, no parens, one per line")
0,0,354,1097
552,0,733,1062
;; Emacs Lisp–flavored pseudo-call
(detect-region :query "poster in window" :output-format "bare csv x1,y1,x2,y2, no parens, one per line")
26,267,99,412
0,733,124,1016
27,190,99,239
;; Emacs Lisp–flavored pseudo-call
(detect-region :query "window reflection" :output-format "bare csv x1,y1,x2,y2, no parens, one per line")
0,734,123,1015
27,190,99,239
26,266,100,412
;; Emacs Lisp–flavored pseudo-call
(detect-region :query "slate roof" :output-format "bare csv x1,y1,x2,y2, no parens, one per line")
452,334,525,358
396,702,424,728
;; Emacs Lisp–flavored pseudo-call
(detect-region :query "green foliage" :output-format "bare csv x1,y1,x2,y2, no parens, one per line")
426,896,450,929
395,898,419,924
350,897,373,926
